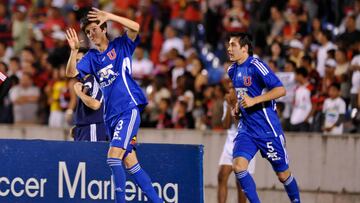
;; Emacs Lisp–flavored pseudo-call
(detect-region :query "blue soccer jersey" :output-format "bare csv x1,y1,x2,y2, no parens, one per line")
228,56,284,138
76,33,148,122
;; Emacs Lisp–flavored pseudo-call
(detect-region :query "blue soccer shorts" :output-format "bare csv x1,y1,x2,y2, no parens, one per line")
233,132,289,172
106,107,140,152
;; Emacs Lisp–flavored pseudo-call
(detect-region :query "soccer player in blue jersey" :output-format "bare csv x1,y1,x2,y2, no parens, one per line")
65,8,163,203
227,33,301,203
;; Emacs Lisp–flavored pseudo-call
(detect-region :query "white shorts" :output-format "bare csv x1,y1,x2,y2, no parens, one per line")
219,128,256,174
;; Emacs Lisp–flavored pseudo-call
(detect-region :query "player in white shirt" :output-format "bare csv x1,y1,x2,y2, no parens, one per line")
217,81,255,203
322,83,346,135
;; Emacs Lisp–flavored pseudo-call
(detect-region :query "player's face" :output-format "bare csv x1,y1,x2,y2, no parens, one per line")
85,23,106,45
227,37,245,62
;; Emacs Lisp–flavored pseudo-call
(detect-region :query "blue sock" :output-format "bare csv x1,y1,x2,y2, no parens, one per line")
235,170,261,203
127,163,163,203
107,158,126,203
283,174,301,203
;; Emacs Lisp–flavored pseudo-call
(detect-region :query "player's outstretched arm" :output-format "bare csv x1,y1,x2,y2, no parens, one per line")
87,7,140,41
65,28,80,78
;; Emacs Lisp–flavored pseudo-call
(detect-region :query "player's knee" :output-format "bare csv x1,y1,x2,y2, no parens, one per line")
107,146,126,160
232,157,249,172
124,152,138,168
277,170,291,182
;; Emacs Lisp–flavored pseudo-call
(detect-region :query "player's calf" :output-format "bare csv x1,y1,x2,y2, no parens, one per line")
277,170,301,203
125,152,163,203
107,157,126,203
233,157,260,203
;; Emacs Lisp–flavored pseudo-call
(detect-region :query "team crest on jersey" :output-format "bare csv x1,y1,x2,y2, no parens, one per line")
107,48,117,60
243,76,252,86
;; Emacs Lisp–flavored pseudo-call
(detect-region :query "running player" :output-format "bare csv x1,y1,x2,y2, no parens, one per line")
227,32,300,203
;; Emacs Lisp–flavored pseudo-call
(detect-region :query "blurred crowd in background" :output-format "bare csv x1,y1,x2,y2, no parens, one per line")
0,0,359,135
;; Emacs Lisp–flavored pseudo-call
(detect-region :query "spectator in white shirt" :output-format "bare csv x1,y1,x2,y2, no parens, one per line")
290,67,312,131
9,73,40,124
132,46,154,84
160,25,184,61
276,59,296,131
322,83,346,135
316,30,337,77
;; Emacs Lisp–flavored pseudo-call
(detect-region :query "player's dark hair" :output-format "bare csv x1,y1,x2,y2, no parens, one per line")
80,16,107,33
229,32,253,56
295,67,308,77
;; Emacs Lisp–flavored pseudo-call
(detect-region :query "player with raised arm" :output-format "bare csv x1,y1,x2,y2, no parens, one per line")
65,8,163,203
227,33,300,203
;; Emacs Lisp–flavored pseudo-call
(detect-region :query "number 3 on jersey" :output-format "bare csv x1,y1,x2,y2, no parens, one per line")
113,120,124,140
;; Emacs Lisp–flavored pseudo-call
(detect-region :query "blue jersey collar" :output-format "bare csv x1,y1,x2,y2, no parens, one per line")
236,56,253,67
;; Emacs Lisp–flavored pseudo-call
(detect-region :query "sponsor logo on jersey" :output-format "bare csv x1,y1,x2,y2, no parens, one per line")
97,64,119,88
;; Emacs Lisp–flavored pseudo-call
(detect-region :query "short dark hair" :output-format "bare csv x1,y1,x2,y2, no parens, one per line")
329,82,340,90
285,59,297,69
10,56,20,63
0,61,8,71
22,46,34,55
229,32,253,56
302,55,312,64
176,54,186,61
320,29,332,41
295,67,308,77
80,17,107,33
